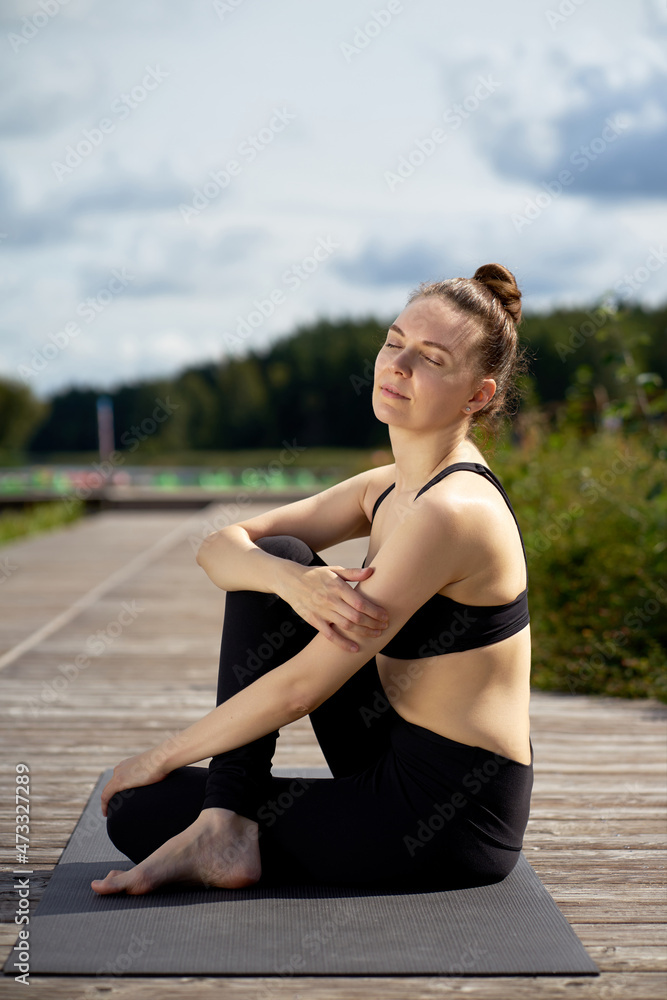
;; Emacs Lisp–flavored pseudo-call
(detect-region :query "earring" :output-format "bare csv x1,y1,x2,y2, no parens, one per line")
465,407,471,412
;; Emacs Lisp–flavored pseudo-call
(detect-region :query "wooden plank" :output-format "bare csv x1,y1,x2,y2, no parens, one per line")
0,973,666,1000
1,506,666,1000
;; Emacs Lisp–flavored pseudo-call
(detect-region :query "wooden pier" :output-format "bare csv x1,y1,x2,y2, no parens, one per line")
1,504,665,998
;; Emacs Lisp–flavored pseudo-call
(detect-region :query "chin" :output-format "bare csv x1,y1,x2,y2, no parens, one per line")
371,392,392,424
372,395,408,427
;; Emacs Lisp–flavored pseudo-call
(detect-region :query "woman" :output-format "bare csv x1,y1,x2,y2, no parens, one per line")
91,262,533,896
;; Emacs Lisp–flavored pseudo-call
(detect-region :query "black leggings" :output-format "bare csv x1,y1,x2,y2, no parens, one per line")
107,535,533,890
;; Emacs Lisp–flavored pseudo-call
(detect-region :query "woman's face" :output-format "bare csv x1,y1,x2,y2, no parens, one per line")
372,295,492,432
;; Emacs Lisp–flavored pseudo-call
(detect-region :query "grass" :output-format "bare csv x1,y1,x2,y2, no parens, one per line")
0,499,87,547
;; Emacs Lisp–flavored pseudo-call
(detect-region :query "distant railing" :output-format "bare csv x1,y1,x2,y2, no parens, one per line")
0,465,340,499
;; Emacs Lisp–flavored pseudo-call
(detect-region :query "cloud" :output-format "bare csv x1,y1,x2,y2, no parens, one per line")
473,54,667,198
211,228,268,264
0,49,104,137
0,168,73,245
64,162,192,214
0,161,196,248
1,0,665,401
334,240,458,287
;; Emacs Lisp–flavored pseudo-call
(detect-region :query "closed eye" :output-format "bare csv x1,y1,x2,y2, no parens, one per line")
384,341,442,366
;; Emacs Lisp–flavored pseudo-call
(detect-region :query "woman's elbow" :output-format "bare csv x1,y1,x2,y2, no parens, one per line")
287,680,318,719
195,529,225,565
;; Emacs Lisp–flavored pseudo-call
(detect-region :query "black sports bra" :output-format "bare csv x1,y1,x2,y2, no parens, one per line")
363,462,530,658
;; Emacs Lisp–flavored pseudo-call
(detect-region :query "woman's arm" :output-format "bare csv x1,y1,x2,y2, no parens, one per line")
195,522,304,595
100,658,306,816
195,470,393,650
101,493,468,815
194,467,378,591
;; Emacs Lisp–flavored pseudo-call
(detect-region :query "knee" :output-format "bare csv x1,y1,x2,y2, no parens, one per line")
105,787,146,862
255,535,316,566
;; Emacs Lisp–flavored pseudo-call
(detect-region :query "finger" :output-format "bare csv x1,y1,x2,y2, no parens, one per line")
333,566,375,580
100,780,118,818
333,594,389,628
322,607,387,642
351,599,389,625
323,576,389,624
332,581,389,622
318,620,359,653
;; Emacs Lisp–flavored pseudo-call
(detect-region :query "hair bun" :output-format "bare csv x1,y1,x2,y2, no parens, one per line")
473,263,522,325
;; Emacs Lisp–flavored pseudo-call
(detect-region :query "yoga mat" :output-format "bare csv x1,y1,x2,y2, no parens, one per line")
4,768,598,977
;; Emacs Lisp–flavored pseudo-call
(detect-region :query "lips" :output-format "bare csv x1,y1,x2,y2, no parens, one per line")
381,383,409,399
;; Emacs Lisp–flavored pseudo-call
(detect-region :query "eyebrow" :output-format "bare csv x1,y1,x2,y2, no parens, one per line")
388,324,454,355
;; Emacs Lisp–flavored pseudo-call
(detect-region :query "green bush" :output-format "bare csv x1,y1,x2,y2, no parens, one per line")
0,499,86,546
494,423,667,702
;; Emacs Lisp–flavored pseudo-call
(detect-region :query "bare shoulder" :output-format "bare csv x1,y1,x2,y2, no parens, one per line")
417,461,529,602
360,462,397,521
416,463,514,560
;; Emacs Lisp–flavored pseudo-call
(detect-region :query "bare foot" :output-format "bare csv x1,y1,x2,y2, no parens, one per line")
90,807,261,895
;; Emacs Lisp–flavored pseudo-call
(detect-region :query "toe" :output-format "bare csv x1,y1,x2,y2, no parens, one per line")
91,867,156,895
91,870,130,894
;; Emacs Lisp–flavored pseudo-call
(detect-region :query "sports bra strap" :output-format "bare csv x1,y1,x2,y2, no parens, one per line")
419,463,528,569
370,482,396,522
369,462,528,569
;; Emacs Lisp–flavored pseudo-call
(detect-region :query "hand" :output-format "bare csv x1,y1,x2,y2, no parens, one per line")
100,748,170,818
280,563,389,652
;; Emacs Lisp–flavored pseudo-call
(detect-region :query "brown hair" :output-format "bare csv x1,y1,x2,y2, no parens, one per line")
407,262,531,448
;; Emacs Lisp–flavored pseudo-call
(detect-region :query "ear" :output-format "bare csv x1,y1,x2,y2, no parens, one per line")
469,378,496,410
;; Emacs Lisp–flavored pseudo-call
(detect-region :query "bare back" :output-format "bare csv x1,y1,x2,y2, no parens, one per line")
361,446,532,765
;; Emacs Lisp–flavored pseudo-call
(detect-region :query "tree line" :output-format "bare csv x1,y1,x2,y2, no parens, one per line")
1,300,665,458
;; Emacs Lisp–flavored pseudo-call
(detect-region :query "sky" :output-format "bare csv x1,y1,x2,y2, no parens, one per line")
1,0,666,401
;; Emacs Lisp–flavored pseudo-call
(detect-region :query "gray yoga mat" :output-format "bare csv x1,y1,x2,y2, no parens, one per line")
4,768,598,977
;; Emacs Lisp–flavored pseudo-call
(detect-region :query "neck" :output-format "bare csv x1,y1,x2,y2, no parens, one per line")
387,422,473,494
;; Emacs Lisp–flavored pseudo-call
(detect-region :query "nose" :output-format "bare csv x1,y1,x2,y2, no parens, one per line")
392,351,412,378
390,347,411,376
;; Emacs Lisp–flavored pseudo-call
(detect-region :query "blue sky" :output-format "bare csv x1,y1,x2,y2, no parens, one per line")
1,0,666,401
